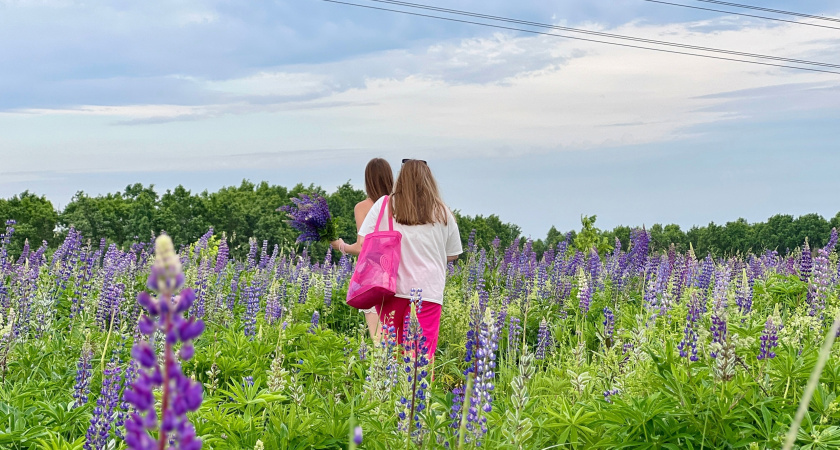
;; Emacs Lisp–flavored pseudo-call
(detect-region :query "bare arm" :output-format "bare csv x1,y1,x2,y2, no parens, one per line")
330,200,372,256
447,254,459,263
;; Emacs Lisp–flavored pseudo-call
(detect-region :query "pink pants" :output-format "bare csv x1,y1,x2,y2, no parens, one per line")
375,296,442,360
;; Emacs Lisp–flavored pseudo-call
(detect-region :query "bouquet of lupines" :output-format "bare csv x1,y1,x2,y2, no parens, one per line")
278,193,338,244
123,235,204,450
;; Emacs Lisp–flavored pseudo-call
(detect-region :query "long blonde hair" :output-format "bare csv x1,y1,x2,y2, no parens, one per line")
391,160,449,226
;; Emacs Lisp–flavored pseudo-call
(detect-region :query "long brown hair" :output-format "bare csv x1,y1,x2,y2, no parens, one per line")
391,160,449,226
364,158,393,201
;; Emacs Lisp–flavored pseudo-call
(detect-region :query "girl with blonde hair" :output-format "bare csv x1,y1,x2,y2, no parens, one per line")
333,159,461,360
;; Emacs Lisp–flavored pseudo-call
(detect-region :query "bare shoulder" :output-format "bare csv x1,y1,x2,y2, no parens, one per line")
354,198,374,216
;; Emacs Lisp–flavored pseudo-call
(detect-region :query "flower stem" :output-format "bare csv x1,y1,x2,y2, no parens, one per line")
782,311,840,450
159,295,173,450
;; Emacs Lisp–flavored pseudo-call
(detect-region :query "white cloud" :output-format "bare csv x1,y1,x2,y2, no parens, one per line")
3,14,839,174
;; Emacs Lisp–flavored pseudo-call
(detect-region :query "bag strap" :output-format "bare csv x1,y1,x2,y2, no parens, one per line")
374,195,393,232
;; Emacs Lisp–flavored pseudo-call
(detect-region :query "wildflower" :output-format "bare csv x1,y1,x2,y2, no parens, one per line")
73,342,94,408
603,307,615,341
123,235,204,450
353,426,363,445
215,235,229,273
535,318,551,360
799,239,812,282
577,269,591,315
808,249,831,318
678,292,702,362
278,193,338,244
84,362,122,450
603,388,620,404
757,316,779,360
309,311,320,334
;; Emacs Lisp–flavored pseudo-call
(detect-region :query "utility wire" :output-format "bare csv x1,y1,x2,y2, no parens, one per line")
343,0,840,71
321,0,840,75
695,1,840,23
645,0,840,31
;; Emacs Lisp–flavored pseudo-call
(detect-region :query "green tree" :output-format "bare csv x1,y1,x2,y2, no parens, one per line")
0,191,59,256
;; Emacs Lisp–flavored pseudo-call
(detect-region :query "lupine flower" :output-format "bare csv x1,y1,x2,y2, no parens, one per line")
825,228,838,253
84,362,122,450
535,318,551,360
73,343,94,408
602,307,615,341
709,314,728,359
398,290,430,440
460,309,502,446
577,270,591,315
298,271,310,304
353,426,363,446
757,316,779,360
678,292,702,362
799,240,812,282
603,388,620,404
278,193,338,244
808,248,831,318
243,284,260,338
507,317,522,357
693,254,713,292
123,235,204,450
215,235,229,273
309,311,320,334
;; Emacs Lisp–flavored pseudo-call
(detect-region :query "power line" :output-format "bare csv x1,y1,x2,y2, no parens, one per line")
695,1,840,23
644,0,840,31
323,0,840,74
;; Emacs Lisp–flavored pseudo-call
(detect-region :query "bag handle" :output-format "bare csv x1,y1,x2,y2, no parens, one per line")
374,195,393,232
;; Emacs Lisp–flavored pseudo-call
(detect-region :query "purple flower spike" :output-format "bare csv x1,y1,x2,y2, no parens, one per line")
353,426,363,445
132,344,157,369
124,235,203,450
176,288,196,313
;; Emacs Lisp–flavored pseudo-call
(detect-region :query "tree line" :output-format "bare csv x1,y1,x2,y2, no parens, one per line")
2,181,838,260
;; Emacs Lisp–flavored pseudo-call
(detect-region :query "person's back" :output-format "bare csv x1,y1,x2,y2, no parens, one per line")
357,159,462,360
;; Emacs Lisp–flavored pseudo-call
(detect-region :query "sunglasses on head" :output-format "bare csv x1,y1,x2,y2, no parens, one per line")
402,158,427,165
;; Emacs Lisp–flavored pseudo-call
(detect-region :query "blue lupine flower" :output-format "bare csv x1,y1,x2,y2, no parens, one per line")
757,316,779,360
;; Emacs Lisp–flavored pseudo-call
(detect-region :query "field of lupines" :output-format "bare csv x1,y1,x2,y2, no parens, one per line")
2,218,840,449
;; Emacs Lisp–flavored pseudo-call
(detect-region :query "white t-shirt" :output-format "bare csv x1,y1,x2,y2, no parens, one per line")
358,196,462,305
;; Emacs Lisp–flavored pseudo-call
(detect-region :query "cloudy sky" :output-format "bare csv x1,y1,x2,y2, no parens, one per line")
1,0,839,237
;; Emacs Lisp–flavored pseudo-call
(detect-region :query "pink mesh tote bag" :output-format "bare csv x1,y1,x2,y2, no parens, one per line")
346,196,402,310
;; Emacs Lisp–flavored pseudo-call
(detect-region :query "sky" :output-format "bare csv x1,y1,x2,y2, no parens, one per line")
1,0,839,238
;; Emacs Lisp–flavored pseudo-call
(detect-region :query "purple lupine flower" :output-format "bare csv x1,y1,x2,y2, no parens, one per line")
123,235,204,450
535,318,551,360
246,238,258,270
258,240,269,269
73,345,94,408
459,309,502,446
226,270,240,312
116,359,139,439
467,229,477,254
809,248,831,318
735,269,753,316
709,314,728,359
278,193,338,244
603,388,620,404
309,311,320,334
84,362,122,450
757,316,779,360
825,228,838,253
695,254,714,291
799,240,812,282
215,235,229,273
398,290,430,439
298,271,310,304
507,316,521,356
602,307,615,341
243,283,260,338
678,292,702,362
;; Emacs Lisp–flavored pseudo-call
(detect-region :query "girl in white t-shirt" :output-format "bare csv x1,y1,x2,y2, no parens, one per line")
332,159,462,361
